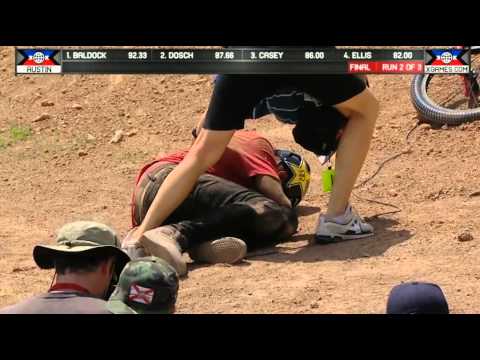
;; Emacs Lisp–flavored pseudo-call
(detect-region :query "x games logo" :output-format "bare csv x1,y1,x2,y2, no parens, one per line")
425,49,470,74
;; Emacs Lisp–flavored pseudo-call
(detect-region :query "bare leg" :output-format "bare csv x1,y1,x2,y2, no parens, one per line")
328,88,379,217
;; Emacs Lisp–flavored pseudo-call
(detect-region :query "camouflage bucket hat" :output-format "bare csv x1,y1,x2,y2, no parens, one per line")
107,256,179,314
33,221,131,277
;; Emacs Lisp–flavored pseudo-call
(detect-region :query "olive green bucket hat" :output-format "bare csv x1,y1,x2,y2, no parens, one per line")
33,221,131,277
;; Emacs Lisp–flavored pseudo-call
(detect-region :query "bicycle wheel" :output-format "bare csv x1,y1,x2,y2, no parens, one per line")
410,48,480,125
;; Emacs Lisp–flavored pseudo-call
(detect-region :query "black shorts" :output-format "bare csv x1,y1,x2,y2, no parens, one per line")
203,74,367,131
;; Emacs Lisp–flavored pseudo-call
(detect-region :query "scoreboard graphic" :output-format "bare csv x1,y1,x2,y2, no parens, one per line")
15,48,471,75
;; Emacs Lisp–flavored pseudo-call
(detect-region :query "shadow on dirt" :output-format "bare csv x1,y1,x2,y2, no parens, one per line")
187,260,252,273
249,217,412,263
295,205,321,217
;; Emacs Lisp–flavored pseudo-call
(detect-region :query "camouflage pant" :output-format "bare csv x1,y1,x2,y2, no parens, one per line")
134,164,298,251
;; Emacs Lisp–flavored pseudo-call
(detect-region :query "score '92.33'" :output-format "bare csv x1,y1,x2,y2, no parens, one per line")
128,51,148,60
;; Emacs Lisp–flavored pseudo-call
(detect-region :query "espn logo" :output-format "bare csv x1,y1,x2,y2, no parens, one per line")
424,49,470,74
16,49,62,74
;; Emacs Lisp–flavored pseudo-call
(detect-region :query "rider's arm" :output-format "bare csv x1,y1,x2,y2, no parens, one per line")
245,135,291,207
254,175,291,208
136,129,235,237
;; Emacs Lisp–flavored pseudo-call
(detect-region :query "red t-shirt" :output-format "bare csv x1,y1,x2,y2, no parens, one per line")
213,130,280,186
135,130,280,190
132,130,280,226
136,130,280,188
131,131,280,226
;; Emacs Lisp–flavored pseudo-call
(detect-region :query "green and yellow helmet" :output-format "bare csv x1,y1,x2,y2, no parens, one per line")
275,150,311,207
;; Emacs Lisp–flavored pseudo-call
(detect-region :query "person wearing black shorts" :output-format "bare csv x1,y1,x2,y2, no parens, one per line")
125,54,380,251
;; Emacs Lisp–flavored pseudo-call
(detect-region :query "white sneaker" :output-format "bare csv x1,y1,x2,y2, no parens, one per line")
315,205,374,244
188,237,247,265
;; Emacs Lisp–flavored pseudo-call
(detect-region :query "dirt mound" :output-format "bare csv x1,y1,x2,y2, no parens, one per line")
1,46,480,313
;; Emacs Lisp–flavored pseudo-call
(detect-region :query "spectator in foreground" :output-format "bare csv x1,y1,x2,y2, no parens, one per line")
386,282,449,314
0,221,130,314
107,256,179,314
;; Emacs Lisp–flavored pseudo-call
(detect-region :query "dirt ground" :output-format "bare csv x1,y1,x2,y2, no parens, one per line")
1,46,480,313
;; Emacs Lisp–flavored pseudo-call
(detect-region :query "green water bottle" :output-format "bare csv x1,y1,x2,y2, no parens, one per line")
322,166,335,193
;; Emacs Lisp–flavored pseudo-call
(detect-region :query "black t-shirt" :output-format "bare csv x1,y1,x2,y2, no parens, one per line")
203,74,366,131
204,46,365,130
0,291,112,314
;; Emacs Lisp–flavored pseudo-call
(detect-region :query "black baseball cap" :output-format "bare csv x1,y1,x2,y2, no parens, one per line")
292,105,347,156
386,282,449,314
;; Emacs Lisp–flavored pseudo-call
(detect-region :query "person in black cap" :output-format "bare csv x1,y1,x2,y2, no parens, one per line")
386,282,450,314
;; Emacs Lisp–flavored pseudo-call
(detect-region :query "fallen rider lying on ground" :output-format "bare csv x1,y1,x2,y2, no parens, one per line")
126,68,377,256
123,129,311,276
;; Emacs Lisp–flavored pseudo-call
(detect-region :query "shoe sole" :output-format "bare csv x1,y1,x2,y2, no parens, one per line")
315,232,374,245
189,237,247,264
140,229,188,277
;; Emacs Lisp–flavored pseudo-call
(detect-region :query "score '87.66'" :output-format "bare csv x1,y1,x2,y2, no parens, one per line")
215,51,235,60
128,51,148,60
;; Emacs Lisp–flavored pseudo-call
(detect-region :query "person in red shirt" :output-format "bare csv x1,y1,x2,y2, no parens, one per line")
125,130,306,276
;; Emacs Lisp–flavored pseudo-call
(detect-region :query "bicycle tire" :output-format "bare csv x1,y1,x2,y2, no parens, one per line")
410,74,480,126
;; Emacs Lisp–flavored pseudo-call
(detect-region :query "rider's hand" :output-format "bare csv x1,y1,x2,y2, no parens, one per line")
254,175,292,208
